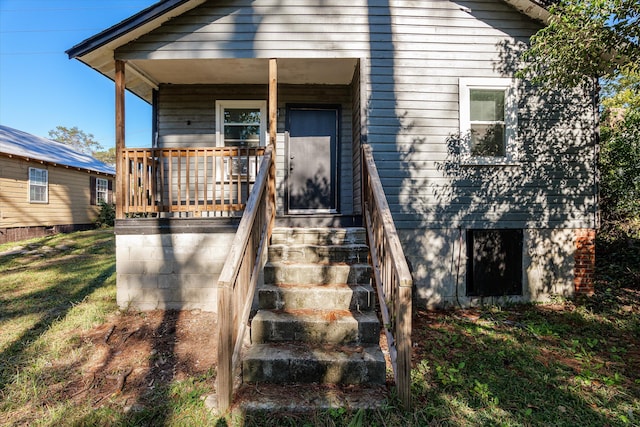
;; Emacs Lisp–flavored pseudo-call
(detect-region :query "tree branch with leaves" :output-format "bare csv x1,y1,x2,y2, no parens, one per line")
521,0,639,87
48,125,104,155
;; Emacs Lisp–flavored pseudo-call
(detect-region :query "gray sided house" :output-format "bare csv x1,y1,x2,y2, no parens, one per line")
0,125,115,244
67,0,598,311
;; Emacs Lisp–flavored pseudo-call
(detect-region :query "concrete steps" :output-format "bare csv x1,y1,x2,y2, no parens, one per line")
270,227,367,246
268,243,369,264
264,262,372,286
243,343,385,384
251,310,380,344
242,227,385,387
258,283,374,311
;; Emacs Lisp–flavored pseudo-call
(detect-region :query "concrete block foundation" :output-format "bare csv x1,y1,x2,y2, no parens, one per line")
115,218,238,312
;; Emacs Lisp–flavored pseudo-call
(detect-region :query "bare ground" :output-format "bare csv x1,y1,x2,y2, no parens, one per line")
63,308,393,414
65,309,217,410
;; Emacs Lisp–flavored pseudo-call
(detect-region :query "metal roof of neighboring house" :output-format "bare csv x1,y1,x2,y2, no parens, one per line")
0,125,115,175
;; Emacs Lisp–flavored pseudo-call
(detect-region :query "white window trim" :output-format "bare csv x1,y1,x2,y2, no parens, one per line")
215,100,267,147
96,177,109,204
29,167,48,203
459,77,520,166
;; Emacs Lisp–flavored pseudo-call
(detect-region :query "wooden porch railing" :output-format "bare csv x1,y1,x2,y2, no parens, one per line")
121,147,265,217
362,144,413,410
216,145,275,413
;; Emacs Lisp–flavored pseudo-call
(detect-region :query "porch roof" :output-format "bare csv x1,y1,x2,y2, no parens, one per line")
66,0,552,103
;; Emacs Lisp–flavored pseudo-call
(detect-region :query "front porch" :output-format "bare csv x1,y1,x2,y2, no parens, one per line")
113,58,364,221
108,58,411,412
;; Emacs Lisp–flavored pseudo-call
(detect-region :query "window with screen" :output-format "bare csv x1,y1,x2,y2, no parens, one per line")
216,100,266,148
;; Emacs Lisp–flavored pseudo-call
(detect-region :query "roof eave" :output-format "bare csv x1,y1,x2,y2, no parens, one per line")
0,151,115,176
502,0,552,24
66,0,207,103
66,0,196,59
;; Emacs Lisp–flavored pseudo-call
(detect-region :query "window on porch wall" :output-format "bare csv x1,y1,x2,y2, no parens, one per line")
216,100,267,181
216,100,267,148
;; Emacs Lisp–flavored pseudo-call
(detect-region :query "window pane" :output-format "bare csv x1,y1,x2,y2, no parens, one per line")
30,185,45,202
97,178,108,203
224,109,261,124
30,168,46,185
224,125,260,147
470,123,505,157
470,89,505,121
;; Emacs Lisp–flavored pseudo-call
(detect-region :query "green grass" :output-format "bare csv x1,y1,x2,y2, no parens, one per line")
0,230,118,425
0,229,220,426
1,226,639,426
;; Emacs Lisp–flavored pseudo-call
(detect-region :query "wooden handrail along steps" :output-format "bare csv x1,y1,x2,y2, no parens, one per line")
215,146,275,413
362,144,413,410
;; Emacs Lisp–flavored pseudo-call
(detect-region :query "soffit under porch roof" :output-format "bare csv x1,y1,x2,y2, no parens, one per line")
82,57,359,103
134,57,359,86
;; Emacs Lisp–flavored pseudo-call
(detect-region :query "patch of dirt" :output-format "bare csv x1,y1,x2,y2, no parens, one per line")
65,310,217,408
62,307,397,413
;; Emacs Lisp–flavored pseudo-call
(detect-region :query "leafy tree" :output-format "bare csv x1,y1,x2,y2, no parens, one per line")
93,147,116,167
521,0,639,87
522,1,640,222
600,70,640,222
600,104,640,221
602,69,640,111
48,126,104,155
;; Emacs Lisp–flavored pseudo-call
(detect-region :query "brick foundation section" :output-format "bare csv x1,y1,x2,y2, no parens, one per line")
574,229,596,295
0,224,95,245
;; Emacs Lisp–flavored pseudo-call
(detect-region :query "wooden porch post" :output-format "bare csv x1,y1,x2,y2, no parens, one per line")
269,58,277,147
115,60,126,219
267,58,277,233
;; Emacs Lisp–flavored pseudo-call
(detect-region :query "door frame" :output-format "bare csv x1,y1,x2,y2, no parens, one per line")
285,104,341,215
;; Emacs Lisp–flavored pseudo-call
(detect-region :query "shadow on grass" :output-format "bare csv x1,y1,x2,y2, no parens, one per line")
411,301,639,425
0,259,116,392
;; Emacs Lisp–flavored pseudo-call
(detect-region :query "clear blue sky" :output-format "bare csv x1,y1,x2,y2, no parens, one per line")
0,0,158,149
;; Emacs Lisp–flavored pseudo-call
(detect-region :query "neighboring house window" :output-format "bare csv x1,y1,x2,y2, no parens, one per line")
90,176,112,205
215,100,267,147
459,78,518,164
96,178,109,204
29,167,48,203
466,229,523,297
